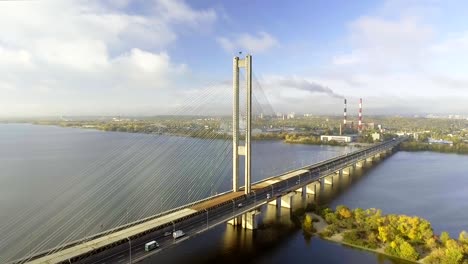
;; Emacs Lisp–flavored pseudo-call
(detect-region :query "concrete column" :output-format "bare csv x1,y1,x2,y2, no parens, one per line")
342,166,352,175
232,57,239,192
324,175,334,186
244,55,252,194
297,183,317,196
268,193,294,209
296,186,306,198
356,160,365,168
227,216,242,226
242,210,260,229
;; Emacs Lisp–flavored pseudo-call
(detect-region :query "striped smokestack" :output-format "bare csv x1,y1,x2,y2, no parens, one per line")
358,98,363,131
343,98,347,126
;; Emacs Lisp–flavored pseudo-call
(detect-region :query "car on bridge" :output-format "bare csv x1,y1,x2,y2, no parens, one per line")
237,203,243,208
173,230,185,239
144,240,159,251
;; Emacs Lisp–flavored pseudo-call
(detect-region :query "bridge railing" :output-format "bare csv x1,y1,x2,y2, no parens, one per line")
252,138,402,186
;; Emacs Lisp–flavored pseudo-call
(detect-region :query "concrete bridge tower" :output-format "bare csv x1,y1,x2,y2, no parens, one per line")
232,55,252,194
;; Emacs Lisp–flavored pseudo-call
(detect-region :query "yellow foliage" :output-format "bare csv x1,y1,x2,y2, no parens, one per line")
339,207,352,219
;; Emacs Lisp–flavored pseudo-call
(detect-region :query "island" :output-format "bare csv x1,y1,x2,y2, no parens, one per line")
295,205,468,263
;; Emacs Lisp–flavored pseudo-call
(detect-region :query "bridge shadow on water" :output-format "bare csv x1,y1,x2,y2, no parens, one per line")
144,154,409,264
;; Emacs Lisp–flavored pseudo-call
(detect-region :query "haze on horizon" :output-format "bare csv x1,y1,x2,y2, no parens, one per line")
1,0,468,118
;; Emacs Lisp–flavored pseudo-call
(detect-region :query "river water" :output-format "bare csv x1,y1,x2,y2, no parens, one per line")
0,124,466,263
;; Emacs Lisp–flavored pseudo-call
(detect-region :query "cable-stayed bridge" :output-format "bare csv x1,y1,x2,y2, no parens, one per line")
2,56,405,264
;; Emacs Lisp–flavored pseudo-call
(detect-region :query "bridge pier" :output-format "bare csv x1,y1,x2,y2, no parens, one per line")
337,169,343,180
356,160,365,168
342,166,352,175
268,193,295,209
242,209,260,229
324,175,334,186
227,216,243,226
366,156,373,163
296,183,318,198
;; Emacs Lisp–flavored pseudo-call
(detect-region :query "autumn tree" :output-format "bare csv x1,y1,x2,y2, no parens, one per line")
303,214,314,232
441,231,451,245
459,230,468,244
443,239,464,264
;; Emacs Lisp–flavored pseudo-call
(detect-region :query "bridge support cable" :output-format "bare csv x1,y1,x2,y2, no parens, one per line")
4,82,242,263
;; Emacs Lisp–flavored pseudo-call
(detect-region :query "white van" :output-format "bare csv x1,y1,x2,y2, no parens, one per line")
144,240,159,251
173,230,185,239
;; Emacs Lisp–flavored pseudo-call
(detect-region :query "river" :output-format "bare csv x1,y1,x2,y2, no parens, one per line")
0,124,466,263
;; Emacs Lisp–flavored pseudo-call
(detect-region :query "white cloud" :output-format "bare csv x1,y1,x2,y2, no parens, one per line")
217,32,279,54
154,0,216,27
333,16,433,72
323,11,468,108
0,0,215,117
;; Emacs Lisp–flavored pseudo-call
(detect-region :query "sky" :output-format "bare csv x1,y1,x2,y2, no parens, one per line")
1,0,468,117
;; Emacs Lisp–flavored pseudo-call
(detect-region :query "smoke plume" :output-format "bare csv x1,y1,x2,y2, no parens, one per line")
276,78,344,99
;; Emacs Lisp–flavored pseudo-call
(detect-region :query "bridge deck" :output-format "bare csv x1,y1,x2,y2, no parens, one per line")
252,169,309,189
190,191,245,211
27,208,197,264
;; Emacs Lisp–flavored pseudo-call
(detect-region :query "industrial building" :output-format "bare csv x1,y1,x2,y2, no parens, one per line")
320,135,357,143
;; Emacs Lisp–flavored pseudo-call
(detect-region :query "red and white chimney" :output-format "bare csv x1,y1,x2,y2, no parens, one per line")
343,99,347,126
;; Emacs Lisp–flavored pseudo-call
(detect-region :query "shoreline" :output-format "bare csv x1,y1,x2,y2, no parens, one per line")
6,122,360,147
304,213,426,264
322,235,420,264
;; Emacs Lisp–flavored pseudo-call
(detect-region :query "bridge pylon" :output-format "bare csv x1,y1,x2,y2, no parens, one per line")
232,55,252,194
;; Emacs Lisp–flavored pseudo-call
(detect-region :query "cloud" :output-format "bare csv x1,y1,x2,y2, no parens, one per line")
217,32,279,54
332,16,433,72
154,0,216,27
0,0,215,117
323,9,468,106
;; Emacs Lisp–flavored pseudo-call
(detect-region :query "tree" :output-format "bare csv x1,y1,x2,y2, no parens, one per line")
353,208,366,228
399,239,419,261
443,239,464,264
426,236,438,250
336,205,352,219
385,236,419,261
459,230,468,244
303,214,314,232
378,226,392,243
324,212,338,224
441,231,451,245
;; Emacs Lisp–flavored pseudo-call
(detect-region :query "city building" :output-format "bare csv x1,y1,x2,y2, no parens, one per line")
320,135,357,143
371,132,381,141
428,138,453,146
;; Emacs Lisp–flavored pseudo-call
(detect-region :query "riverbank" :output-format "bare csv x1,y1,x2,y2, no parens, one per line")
400,141,468,155
26,122,361,147
297,206,468,264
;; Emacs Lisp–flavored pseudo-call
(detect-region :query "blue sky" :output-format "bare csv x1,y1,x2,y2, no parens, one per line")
0,0,467,117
